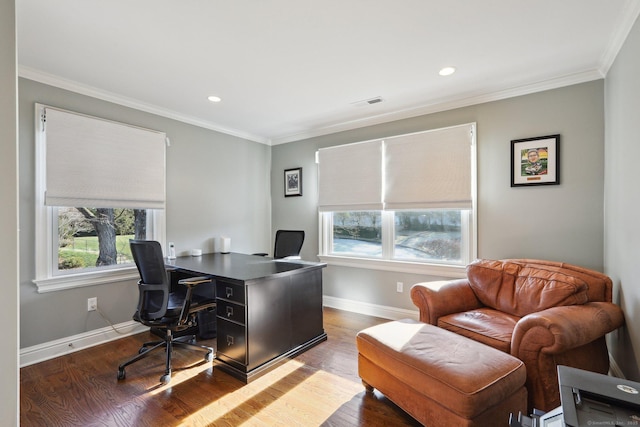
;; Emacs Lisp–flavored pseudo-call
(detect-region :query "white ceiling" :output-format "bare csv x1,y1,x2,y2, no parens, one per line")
16,1,640,145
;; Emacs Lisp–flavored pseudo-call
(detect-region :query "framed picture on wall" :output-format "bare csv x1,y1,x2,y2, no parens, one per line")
511,134,560,187
284,167,302,197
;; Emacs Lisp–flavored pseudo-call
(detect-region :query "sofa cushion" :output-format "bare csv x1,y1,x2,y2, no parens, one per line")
438,308,518,353
466,259,589,317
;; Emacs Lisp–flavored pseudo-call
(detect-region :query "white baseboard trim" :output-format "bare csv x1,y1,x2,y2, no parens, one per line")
323,296,419,321
20,321,148,368
21,297,409,368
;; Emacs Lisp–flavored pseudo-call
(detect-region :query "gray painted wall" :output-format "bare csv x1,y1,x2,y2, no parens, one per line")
272,80,605,312
19,79,272,348
1,0,19,423
604,15,640,381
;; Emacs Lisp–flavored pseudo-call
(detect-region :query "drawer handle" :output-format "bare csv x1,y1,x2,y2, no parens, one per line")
226,335,234,346
225,287,233,299
226,306,234,317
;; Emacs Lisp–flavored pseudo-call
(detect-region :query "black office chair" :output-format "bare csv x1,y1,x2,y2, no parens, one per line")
273,229,305,259
254,230,305,259
117,240,216,384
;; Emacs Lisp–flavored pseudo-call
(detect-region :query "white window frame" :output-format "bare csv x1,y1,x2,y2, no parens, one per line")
33,106,166,293
319,209,474,278
318,124,477,278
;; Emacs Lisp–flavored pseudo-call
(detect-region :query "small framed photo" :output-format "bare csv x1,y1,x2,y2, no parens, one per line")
284,167,302,197
511,134,560,187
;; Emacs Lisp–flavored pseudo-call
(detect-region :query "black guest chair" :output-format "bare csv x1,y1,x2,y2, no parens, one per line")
255,230,305,259
118,239,216,384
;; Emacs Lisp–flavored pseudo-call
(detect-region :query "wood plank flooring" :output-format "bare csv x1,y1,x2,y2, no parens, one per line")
21,308,421,426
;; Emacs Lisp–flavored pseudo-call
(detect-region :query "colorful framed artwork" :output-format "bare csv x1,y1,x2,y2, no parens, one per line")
511,134,560,187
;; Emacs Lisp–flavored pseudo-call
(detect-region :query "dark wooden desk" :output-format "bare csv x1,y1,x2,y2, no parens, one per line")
166,252,327,383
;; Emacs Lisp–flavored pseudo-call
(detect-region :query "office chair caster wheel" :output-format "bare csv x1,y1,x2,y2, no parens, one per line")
117,368,126,380
204,352,214,363
138,346,148,354
160,373,171,384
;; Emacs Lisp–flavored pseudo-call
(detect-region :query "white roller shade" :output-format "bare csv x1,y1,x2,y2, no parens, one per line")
44,107,166,209
317,140,383,211
384,124,474,210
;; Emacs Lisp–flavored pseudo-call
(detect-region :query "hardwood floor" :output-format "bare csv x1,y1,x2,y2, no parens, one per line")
21,308,421,426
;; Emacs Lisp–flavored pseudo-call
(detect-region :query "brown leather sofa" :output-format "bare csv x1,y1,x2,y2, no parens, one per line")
410,258,625,412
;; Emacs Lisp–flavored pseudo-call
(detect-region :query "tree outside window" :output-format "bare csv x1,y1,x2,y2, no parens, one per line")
57,207,148,271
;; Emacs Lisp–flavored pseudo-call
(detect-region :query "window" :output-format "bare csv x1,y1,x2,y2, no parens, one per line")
327,210,469,262
393,210,467,263
331,211,383,258
56,207,151,273
34,104,166,292
318,124,476,277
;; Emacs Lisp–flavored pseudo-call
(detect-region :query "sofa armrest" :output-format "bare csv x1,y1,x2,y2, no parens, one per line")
511,302,625,356
410,279,482,325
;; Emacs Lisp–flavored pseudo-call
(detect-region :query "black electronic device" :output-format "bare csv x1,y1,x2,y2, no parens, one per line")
509,366,640,427
558,365,640,426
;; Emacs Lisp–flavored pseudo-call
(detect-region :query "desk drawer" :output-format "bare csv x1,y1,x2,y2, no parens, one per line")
217,300,245,325
217,319,246,365
216,281,245,304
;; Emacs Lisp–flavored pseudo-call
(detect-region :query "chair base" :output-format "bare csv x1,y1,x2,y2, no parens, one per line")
117,329,214,384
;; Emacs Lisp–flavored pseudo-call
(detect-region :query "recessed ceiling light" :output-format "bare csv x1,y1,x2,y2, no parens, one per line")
439,66,456,76
207,95,222,103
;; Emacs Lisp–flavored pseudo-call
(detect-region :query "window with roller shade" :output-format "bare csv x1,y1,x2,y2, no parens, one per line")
33,104,166,292
317,123,476,276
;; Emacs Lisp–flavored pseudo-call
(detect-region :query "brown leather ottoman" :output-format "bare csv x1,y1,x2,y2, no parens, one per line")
357,319,527,426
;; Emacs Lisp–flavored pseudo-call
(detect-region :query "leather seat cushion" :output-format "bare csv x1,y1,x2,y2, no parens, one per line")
356,319,526,419
438,308,519,353
466,259,589,317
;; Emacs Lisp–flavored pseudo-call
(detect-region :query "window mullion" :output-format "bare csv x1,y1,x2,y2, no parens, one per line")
381,211,394,259
322,212,333,254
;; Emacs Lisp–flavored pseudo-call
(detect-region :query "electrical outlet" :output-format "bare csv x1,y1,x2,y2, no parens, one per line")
87,297,97,312
396,282,403,293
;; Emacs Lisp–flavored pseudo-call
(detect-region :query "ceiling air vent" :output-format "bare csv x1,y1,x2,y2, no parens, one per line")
351,96,384,107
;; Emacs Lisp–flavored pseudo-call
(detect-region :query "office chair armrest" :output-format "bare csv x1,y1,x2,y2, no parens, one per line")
176,276,213,325
178,276,212,287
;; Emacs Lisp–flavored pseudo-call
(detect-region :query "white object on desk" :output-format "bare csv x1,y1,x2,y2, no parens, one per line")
191,248,202,257
221,237,231,254
167,242,176,259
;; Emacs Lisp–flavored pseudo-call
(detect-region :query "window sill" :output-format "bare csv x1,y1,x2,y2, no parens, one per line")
33,267,139,293
318,254,467,278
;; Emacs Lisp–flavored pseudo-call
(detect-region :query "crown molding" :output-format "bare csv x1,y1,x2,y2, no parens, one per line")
19,64,605,148
18,66,270,145
270,68,604,145
598,0,640,76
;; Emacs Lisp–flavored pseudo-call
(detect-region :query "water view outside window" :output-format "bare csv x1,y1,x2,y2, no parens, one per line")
331,210,462,263
394,210,462,262
332,211,382,257
57,207,147,272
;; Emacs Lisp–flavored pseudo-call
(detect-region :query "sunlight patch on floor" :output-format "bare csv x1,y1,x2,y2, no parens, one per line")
147,362,213,395
176,359,362,426
241,368,363,426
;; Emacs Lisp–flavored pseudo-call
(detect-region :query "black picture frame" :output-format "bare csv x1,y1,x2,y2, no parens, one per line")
511,134,560,187
284,167,302,197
